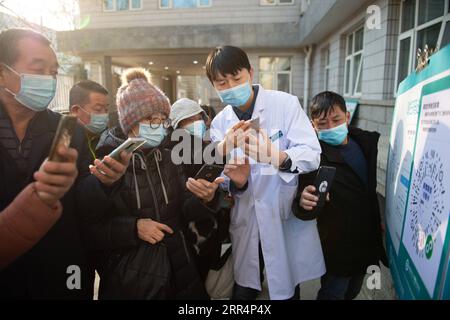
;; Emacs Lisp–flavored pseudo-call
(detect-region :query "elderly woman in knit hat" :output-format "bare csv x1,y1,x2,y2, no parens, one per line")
87,68,221,300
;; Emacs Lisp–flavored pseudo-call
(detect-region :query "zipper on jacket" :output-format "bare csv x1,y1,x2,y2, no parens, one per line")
179,231,191,264
143,164,162,222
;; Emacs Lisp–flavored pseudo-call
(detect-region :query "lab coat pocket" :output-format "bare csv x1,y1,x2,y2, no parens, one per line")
279,180,298,220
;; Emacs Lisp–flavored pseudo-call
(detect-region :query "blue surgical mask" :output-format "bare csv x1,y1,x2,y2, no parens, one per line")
217,81,252,107
3,64,57,112
139,123,168,148
318,122,349,146
79,107,108,134
184,120,206,140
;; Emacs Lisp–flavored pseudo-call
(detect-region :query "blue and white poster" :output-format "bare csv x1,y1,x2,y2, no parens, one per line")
386,45,450,299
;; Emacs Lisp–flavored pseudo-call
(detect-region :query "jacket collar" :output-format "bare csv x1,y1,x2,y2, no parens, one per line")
26,110,60,178
252,84,265,120
0,100,56,138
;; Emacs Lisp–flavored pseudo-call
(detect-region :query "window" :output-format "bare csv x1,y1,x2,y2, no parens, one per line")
117,0,129,10
103,0,114,10
259,57,292,93
443,21,450,46
103,0,142,11
159,0,211,9
323,47,331,91
418,0,446,24
395,0,450,88
131,0,142,9
344,27,364,97
260,0,294,6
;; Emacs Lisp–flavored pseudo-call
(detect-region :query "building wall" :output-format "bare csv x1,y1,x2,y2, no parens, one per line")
79,0,301,29
249,50,305,102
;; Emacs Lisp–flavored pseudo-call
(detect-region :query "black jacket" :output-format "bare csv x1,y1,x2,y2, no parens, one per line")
169,133,231,280
293,127,388,276
85,127,214,299
0,108,100,299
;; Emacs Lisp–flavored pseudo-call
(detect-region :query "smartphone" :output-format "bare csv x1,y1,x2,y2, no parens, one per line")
311,166,336,215
194,164,225,183
48,115,77,162
105,138,147,161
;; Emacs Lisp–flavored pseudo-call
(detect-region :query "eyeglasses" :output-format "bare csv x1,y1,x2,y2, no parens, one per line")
143,117,172,129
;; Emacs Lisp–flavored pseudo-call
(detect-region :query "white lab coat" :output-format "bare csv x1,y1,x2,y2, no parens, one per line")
210,85,326,300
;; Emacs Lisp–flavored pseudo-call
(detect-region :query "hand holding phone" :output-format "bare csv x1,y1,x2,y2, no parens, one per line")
104,138,146,162
248,117,260,130
217,121,251,157
35,147,79,207
311,166,336,213
48,115,77,162
194,164,225,183
296,166,336,220
89,138,142,186
186,164,226,203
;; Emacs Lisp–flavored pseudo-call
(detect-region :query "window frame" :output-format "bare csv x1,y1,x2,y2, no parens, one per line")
103,0,116,11
260,0,295,6
277,0,295,6
102,0,143,11
343,26,364,98
130,0,143,10
323,46,331,91
394,0,450,93
159,0,212,9
258,57,293,94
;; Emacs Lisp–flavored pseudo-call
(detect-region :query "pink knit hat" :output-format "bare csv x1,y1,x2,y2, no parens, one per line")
116,69,171,135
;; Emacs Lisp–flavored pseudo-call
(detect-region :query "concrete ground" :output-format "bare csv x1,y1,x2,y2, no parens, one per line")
258,263,395,300
93,263,396,300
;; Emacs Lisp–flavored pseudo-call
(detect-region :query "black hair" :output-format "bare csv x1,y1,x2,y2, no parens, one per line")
69,80,109,108
206,46,251,83
0,28,52,66
310,91,347,120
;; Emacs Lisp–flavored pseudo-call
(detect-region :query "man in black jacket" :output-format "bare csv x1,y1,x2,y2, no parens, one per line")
293,91,388,300
69,80,110,162
0,28,130,299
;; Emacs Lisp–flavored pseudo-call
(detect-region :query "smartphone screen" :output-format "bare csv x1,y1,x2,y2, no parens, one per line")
105,138,146,161
194,164,224,183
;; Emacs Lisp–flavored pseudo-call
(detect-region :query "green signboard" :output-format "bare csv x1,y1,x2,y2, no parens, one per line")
386,45,450,299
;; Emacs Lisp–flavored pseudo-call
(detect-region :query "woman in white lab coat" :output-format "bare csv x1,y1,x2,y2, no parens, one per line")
206,46,326,300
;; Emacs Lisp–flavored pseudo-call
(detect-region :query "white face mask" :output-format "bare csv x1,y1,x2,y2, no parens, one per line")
216,80,252,107
138,123,168,148
2,63,57,112
79,107,108,134
184,120,206,140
